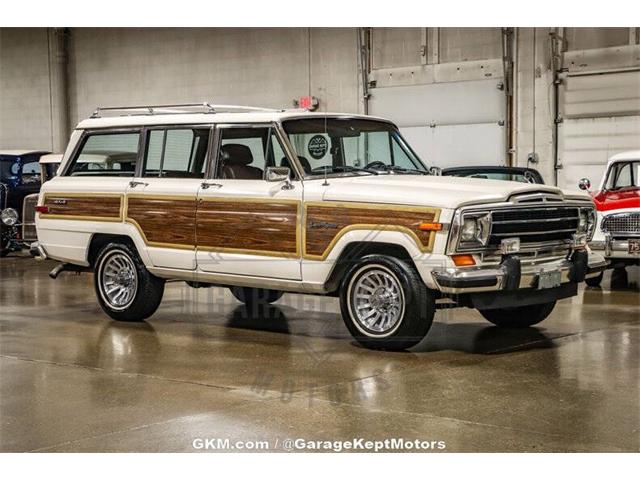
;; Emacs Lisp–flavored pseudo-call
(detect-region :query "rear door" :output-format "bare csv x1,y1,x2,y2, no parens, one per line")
37,129,142,264
126,125,212,270
195,124,302,280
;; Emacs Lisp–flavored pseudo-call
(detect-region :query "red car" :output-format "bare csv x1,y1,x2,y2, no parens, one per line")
578,151,640,286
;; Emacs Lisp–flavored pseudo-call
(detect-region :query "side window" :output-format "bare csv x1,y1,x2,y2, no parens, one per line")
66,132,140,177
143,128,210,178
614,163,632,188
216,127,268,180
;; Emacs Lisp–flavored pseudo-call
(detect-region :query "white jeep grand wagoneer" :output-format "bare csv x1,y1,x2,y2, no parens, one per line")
33,103,606,350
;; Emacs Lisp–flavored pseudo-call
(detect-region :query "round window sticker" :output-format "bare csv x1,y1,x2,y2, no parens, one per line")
308,135,328,160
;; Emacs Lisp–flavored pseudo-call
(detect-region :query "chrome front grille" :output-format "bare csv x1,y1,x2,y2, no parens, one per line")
22,194,38,241
488,207,580,247
601,212,640,237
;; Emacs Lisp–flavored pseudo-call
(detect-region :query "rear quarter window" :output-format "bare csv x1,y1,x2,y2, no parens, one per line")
65,132,140,177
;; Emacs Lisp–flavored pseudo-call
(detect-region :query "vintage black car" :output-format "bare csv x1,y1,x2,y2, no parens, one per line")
1,150,51,256
441,165,545,184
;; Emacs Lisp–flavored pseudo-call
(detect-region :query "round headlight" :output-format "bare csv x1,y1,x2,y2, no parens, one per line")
1,208,19,226
461,217,478,242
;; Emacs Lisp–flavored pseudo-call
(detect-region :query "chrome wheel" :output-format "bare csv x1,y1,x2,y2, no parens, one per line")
349,265,405,337
99,251,138,310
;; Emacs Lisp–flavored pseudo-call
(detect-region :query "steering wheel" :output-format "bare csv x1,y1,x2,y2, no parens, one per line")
365,161,387,170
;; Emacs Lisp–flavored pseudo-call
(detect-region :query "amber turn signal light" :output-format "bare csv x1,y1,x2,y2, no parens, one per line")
35,205,49,214
418,222,442,231
451,254,476,266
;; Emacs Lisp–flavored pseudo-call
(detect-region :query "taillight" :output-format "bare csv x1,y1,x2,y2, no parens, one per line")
35,205,49,214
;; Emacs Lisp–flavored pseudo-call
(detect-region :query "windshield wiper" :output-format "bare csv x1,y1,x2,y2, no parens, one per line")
381,165,429,175
312,166,379,176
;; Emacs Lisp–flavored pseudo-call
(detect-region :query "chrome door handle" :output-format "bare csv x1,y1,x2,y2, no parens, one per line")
129,181,148,188
200,182,223,189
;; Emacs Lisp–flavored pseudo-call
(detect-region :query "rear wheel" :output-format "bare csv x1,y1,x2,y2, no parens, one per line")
230,287,284,305
479,301,556,328
585,271,603,287
94,242,165,322
339,254,435,351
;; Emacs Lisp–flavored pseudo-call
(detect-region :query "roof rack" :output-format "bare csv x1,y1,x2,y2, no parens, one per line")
90,103,282,118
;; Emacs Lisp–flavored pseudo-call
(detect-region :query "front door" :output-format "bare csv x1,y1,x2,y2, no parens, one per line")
125,126,212,270
195,124,302,280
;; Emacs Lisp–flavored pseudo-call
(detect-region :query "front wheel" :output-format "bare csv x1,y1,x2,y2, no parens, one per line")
339,255,435,351
94,242,165,322
479,301,556,328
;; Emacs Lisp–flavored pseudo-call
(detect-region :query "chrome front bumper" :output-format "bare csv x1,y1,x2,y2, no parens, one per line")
590,233,640,260
432,250,608,295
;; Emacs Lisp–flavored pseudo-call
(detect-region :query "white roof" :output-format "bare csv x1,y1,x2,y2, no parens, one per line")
609,150,640,162
0,150,50,156
76,110,389,129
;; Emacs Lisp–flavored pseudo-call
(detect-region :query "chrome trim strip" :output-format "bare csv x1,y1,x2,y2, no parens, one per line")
147,267,328,294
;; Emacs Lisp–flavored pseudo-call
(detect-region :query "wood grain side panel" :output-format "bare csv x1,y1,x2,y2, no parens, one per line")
41,194,122,220
126,197,196,247
197,200,299,255
304,203,439,258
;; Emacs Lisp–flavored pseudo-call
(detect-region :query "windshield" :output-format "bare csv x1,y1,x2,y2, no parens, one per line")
605,161,640,190
282,118,428,177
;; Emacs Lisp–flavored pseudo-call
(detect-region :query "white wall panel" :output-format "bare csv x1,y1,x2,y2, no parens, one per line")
369,78,505,167
558,69,640,190
561,70,640,119
558,115,640,190
401,123,505,168
369,79,504,127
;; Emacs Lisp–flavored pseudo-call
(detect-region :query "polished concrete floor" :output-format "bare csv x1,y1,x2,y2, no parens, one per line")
0,253,638,452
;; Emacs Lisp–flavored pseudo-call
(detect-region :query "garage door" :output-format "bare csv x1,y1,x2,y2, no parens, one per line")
558,70,640,190
369,78,506,169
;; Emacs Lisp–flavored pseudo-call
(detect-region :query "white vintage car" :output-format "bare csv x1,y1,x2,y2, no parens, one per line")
579,151,640,287
33,103,606,350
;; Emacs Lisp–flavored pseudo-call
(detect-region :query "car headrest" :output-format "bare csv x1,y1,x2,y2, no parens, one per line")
221,144,253,166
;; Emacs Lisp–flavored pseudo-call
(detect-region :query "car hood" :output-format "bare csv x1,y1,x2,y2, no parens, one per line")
592,187,640,212
319,175,591,209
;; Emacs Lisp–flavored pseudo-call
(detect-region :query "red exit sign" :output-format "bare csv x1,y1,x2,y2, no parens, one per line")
297,95,319,111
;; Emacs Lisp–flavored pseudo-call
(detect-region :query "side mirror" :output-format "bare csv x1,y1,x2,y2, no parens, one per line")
429,166,442,176
578,178,591,191
266,166,294,190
